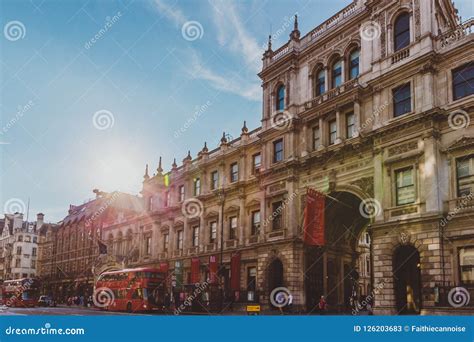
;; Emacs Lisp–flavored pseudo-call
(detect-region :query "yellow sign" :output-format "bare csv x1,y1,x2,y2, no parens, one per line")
246,305,261,312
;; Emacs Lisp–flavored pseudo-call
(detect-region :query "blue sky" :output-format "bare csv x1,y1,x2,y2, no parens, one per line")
1,0,473,223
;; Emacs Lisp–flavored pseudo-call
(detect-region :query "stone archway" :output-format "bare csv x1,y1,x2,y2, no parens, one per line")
304,190,371,313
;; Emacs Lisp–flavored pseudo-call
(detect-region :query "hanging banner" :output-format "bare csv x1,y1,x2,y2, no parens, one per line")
191,258,200,283
209,255,218,284
230,252,241,291
159,262,169,273
303,188,326,246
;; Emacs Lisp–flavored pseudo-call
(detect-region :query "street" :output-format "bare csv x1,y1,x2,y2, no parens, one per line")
0,305,152,316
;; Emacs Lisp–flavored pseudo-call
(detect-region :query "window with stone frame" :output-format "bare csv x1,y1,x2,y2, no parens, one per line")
209,221,217,243
456,155,474,197
332,59,342,88
453,62,474,100
252,153,261,174
193,177,201,196
276,85,285,111
349,49,360,79
346,112,355,139
394,12,410,52
395,167,415,205
229,216,237,240
179,185,185,202
393,83,412,117
177,230,183,250
230,162,239,183
210,170,219,190
192,226,199,247
459,246,474,285
251,210,260,236
329,119,337,145
163,233,169,252
316,69,325,96
271,201,283,231
144,235,152,255
273,139,283,163
312,126,320,150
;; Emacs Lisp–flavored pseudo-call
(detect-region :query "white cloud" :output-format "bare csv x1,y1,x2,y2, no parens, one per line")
152,0,187,26
208,0,263,73
189,52,260,101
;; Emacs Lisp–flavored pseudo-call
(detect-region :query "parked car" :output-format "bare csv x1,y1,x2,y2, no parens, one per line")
37,295,56,307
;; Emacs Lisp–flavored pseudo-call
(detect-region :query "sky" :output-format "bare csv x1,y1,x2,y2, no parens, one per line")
0,0,473,223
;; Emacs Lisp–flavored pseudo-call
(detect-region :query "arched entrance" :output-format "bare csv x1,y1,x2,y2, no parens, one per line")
393,245,421,314
305,191,370,313
268,258,284,307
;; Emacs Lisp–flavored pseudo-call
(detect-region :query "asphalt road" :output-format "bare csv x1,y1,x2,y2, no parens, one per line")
0,305,151,316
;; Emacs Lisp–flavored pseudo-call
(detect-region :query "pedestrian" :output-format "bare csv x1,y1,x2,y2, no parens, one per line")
318,295,327,315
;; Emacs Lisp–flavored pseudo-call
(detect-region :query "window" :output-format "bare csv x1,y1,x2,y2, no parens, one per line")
148,196,154,211
394,12,410,52
393,83,411,117
15,259,21,267
230,163,239,183
251,211,260,236
276,85,285,111
179,185,185,202
272,202,283,230
229,216,237,240
145,236,151,255
316,70,325,96
177,231,183,250
193,178,201,196
365,255,370,276
32,247,37,256
210,221,217,242
332,59,342,88
211,171,219,190
349,49,360,79
16,246,22,255
247,267,257,298
252,153,261,174
163,233,169,252
329,119,337,145
459,246,474,285
273,139,283,163
18,235,23,242
192,226,199,247
25,236,31,243
31,259,36,269
453,63,474,100
395,167,415,205
165,191,171,207
457,155,474,197
312,126,320,150
33,237,37,243
346,112,355,139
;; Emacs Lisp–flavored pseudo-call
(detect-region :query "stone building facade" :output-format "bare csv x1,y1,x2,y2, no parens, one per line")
42,0,473,314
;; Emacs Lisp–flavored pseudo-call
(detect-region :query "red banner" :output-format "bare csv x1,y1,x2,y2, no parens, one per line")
159,262,169,273
230,252,241,291
303,188,326,246
209,255,218,284
191,258,200,283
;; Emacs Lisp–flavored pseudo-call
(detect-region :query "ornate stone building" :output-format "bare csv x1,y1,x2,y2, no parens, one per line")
49,0,473,314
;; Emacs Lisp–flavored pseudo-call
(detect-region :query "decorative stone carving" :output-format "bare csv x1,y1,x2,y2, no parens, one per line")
351,176,374,197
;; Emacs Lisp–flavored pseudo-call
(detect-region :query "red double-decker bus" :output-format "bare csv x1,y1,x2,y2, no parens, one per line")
1,278,40,308
94,267,168,313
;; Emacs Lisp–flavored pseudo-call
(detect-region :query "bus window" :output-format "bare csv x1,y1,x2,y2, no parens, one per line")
132,289,143,299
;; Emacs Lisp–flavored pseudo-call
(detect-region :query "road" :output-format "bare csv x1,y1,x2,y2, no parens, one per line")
0,305,152,316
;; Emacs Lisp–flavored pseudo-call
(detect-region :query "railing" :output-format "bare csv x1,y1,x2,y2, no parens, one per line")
271,45,291,62
305,78,359,110
437,18,474,49
391,47,410,64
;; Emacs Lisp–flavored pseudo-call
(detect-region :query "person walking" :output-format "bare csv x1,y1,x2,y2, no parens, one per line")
318,295,327,315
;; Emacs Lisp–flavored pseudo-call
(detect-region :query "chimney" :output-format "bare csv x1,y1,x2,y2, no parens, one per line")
36,213,44,230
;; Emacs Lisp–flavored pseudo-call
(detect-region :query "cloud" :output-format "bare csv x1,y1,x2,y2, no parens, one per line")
189,52,260,101
208,0,263,73
152,0,187,26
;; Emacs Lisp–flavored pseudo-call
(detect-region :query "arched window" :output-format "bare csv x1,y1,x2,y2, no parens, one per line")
332,59,342,88
394,12,410,51
316,69,325,96
276,85,285,111
349,49,360,79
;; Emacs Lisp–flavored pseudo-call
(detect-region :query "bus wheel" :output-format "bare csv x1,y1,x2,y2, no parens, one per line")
126,303,132,313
